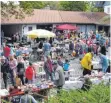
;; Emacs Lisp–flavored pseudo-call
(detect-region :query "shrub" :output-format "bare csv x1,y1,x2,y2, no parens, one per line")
48,83,110,103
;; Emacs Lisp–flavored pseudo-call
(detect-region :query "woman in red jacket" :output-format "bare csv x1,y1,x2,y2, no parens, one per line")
25,62,35,84
3,45,10,58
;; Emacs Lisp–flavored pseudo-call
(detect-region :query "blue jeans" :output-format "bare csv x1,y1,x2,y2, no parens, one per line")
102,66,108,73
44,51,51,61
44,51,50,57
45,71,54,81
28,80,33,84
10,70,15,86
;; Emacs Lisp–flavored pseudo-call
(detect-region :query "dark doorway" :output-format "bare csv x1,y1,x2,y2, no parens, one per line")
104,26,109,36
37,24,53,31
1,25,22,37
98,26,103,31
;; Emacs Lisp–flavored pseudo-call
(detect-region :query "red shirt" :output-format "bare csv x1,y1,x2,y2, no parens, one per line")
25,66,35,80
68,34,70,39
4,46,10,57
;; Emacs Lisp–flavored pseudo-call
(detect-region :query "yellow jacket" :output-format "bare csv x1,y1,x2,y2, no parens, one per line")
80,52,92,70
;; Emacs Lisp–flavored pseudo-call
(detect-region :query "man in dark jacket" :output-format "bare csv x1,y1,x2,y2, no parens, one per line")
1,56,10,88
38,41,43,49
100,45,107,55
69,41,74,55
17,62,25,85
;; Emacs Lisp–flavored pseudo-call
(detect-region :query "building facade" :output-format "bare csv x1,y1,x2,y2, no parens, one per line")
1,9,110,37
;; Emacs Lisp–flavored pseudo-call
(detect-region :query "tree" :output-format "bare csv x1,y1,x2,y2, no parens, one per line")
59,1,104,12
19,1,45,9
43,1,59,10
1,1,46,20
20,1,60,10
86,1,104,12
1,1,33,20
59,1,87,11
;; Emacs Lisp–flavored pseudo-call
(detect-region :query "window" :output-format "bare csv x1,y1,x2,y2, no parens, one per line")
28,26,32,31
107,7,110,14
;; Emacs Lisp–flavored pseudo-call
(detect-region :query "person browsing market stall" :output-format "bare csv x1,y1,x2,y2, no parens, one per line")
44,56,53,81
20,89,38,103
53,61,65,93
43,40,51,61
17,56,25,85
63,59,70,71
57,56,63,67
98,53,109,73
25,62,36,84
69,41,74,55
3,44,10,59
80,48,93,76
1,56,10,88
9,55,18,86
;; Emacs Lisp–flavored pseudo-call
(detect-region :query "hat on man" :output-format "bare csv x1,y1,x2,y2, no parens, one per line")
24,88,30,94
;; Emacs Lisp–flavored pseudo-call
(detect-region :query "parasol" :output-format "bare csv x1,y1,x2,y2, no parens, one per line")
26,29,56,39
56,24,79,30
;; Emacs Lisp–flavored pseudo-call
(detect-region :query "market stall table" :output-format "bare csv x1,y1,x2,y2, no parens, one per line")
63,80,83,90
57,42,65,47
1,84,54,99
92,61,102,70
90,76,110,85
87,72,111,85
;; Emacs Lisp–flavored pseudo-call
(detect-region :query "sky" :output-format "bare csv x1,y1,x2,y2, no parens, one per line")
2,1,20,5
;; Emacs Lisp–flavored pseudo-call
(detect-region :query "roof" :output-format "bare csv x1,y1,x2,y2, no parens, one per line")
96,15,110,25
1,9,110,25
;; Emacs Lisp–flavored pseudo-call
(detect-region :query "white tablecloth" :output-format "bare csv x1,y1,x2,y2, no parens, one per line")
90,74,111,85
90,78,102,85
0,89,9,96
63,80,83,90
92,61,99,65
92,61,102,70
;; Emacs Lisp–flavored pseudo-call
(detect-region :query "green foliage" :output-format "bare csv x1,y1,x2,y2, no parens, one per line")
59,1,104,12
1,99,11,103
48,84,110,103
1,1,33,20
20,1,45,9
20,1,60,10
59,1,88,11
86,1,104,12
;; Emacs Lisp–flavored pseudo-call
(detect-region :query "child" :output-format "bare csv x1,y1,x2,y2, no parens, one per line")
72,50,76,57
57,56,63,67
63,59,70,71
15,75,21,87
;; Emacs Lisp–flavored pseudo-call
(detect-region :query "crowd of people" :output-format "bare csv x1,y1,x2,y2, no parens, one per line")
0,29,110,102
